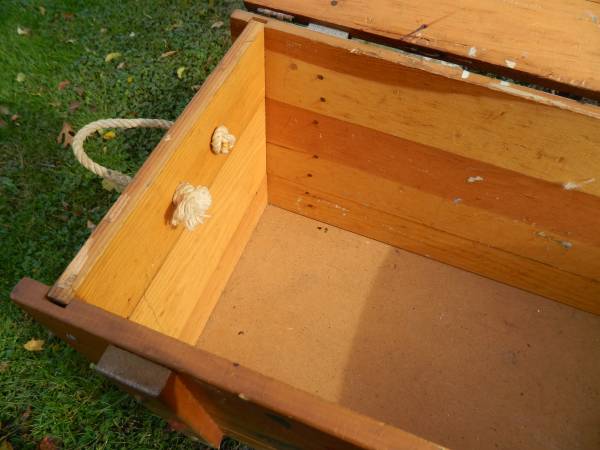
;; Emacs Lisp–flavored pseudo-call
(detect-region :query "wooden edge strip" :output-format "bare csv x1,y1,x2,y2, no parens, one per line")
230,9,600,120
48,20,265,305
11,278,445,450
242,2,600,101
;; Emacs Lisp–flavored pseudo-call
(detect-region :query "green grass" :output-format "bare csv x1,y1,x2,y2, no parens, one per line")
0,1,251,448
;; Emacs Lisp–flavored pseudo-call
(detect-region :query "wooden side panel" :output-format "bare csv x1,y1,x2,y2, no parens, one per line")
231,11,600,313
268,173,600,314
262,25,600,197
11,278,443,450
245,0,600,99
51,22,265,319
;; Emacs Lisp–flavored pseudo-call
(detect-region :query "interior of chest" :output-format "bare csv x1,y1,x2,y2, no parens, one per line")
50,16,600,450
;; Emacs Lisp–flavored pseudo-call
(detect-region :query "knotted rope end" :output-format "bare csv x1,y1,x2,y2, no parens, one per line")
211,125,236,155
170,182,212,231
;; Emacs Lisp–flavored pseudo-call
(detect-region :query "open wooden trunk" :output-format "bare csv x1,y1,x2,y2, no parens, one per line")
12,4,600,450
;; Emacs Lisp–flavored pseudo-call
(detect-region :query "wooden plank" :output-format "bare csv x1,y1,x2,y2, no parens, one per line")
178,176,268,345
11,278,443,450
129,104,267,341
261,27,600,197
267,175,600,315
50,21,265,316
266,100,600,282
244,0,600,99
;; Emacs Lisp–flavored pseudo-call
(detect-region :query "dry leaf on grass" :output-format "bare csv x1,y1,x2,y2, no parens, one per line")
38,436,58,450
105,52,121,63
68,101,81,112
57,122,75,147
39,6,46,15
211,21,224,29
160,50,177,58
87,220,96,230
74,86,85,97
0,105,10,115
23,338,44,352
17,26,31,36
0,440,14,450
16,73,26,83
101,179,118,192
0,361,9,373
57,80,70,90
176,66,186,79
102,130,116,140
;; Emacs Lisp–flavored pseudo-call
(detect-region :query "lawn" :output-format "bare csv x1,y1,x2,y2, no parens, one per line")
0,1,250,448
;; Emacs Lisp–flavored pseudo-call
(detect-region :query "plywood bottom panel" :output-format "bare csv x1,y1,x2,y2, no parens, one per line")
197,205,600,450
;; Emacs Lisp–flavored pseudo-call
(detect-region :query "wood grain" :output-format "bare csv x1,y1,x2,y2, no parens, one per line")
266,100,600,282
52,22,265,316
130,105,267,340
12,278,443,450
267,175,600,314
179,176,267,346
245,0,600,99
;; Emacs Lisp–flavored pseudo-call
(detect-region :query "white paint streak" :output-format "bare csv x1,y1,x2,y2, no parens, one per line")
505,59,517,69
500,80,511,86
468,47,477,57
563,178,595,191
466,176,484,183
461,70,470,79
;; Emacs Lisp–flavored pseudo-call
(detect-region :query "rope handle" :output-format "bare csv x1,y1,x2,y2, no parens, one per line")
71,118,237,230
72,118,174,191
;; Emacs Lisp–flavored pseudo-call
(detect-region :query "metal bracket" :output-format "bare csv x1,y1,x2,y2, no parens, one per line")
308,22,349,39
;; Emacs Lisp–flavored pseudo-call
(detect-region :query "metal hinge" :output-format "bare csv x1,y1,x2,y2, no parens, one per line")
253,7,349,39
256,7,294,22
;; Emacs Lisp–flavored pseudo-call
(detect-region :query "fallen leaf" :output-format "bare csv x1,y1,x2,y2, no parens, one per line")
211,21,224,29
68,101,81,112
116,62,125,69
38,436,58,450
104,52,121,63
16,73,26,83
129,32,135,38
66,38,76,44
63,12,74,21
0,440,14,450
191,84,201,91
87,220,96,230
17,26,31,36
23,338,44,352
102,130,116,140
0,361,9,373
160,50,177,58
74,86,85,97
0,105,10,115
57,122,75,147
39,6,46,15
10,114,20,122
57,80,70,90
101,179,118,191
127,76,133,83
176,66,186,79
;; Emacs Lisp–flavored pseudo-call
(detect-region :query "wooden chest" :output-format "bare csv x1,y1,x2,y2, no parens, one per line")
12,2,600,449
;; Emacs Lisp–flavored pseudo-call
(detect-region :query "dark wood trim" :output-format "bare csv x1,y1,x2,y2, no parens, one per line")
11,278,443,450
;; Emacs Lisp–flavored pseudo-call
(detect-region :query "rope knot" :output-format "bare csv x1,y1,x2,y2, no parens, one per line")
170,182,212,231
211,125,236,154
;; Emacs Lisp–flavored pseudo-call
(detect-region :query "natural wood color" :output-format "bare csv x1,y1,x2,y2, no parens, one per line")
11,278,442,450
266,100,600,283
179,176,267,345
129,105,267,340
245,0,600,99
52,21,265,316
198,205,600,450
161,374,224,447
263,36,600,197
267,175,600,314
